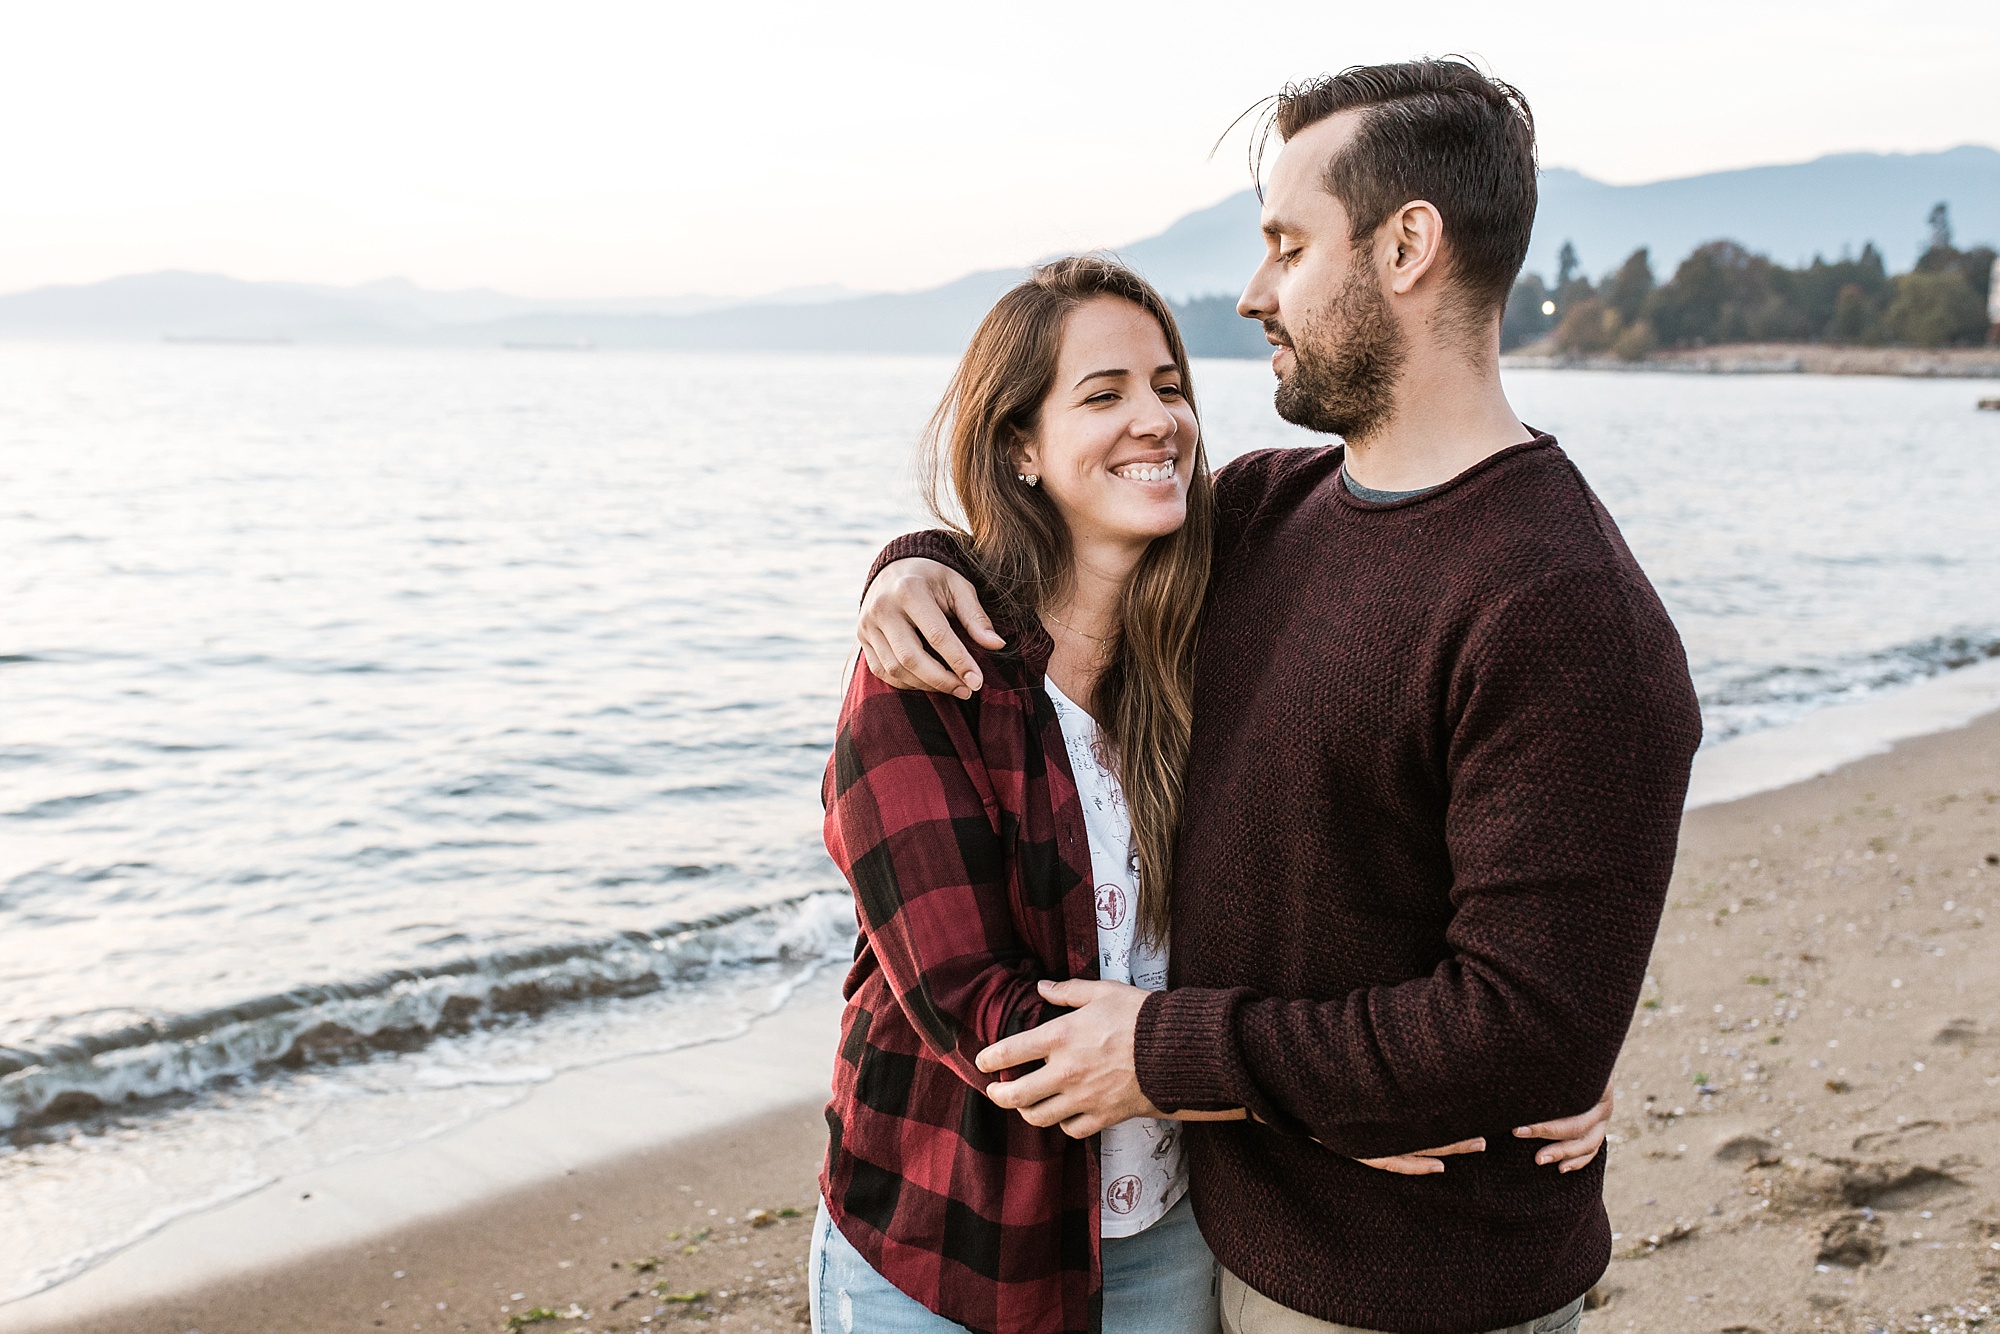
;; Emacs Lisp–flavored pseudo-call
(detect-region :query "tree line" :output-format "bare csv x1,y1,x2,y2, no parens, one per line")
1503,203,1997,357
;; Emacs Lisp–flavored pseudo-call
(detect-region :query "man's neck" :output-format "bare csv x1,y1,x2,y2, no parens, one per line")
1339,337,1530,494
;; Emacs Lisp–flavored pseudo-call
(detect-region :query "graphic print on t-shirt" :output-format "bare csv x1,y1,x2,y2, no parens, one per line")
1094,883,1128,931
1044,677,1187,1238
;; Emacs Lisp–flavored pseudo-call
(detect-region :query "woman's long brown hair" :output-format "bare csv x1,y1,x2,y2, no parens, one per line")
919,255,1214,947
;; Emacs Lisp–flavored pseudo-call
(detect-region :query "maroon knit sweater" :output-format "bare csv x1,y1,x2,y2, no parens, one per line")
870,437,1701,1333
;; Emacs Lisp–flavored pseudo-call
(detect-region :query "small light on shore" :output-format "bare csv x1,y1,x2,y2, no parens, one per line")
1540,300,1556,316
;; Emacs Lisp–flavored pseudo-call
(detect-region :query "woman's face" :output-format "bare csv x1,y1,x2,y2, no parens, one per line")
1016,296,1196,554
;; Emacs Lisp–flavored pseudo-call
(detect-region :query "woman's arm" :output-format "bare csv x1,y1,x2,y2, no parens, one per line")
824,664,1056,1091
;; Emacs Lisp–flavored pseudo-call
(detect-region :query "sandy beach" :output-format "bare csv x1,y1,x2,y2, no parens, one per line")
15,707,2000,1334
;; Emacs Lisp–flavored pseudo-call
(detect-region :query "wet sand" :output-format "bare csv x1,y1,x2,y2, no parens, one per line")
21,1101,829,1334
19,711,2000,1334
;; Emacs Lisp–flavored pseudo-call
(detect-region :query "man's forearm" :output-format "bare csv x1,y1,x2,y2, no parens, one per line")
863,530,967,598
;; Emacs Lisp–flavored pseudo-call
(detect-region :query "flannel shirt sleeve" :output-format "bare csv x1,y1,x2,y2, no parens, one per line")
824,664,1053,1091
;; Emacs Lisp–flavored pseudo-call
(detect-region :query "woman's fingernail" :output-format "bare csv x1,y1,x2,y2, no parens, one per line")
1513,1127,1532,1137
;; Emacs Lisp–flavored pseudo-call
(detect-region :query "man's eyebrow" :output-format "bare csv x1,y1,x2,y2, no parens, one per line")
1262,214,1302,240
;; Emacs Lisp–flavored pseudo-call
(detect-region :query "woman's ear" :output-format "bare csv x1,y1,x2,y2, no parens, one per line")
1009,435,1041,486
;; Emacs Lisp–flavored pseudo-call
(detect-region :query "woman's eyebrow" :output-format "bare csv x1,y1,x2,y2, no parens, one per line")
1072,367,1130,389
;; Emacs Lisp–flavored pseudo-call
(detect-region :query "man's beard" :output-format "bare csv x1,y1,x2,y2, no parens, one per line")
1268,263,1406,442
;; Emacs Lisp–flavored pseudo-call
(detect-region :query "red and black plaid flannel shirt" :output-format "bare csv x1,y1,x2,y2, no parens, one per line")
820,609,1104,1334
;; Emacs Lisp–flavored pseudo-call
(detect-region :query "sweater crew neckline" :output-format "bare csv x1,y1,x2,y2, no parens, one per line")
1331,433,1556,510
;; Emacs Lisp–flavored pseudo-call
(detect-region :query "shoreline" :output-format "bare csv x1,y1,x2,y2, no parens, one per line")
1503,343,2000,379
10,665,2000,1333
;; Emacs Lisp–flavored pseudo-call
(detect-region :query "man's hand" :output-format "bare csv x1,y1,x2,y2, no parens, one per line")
974,979,1159,1138
1513,1079,1615,1172
858,557,1005,699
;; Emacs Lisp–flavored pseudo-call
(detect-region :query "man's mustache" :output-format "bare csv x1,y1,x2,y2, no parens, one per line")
1263,319,1293,349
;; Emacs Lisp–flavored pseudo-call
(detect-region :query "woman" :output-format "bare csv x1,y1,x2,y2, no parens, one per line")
813,257,1604,1334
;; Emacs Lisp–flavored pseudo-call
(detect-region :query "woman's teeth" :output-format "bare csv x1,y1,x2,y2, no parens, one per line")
1113,460,1176,483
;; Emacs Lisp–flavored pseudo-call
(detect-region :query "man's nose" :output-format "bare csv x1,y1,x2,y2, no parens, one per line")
1238,259,1277,322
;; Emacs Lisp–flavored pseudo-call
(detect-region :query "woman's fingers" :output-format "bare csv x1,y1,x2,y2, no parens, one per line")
1355,1154,1445,1176
1534,1123,1608,1170
1514,1081,1615,1145
1353,1137,1484,1175
1408,1137,1485,1158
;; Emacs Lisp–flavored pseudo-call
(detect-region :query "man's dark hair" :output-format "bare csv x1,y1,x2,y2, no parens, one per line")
1261,58,1538,316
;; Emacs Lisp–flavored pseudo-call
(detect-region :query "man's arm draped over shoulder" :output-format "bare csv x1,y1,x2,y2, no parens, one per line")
1132,562,1701,1158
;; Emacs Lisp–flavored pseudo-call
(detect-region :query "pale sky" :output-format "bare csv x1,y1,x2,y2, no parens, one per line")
2,0,1994,299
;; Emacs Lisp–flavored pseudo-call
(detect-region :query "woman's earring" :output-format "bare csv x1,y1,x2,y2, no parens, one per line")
1018,473,1039,487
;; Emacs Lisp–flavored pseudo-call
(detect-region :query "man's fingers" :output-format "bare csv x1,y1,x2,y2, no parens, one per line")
1408,1137,1485,1158
1057,1111,1113,1140
1035,978,1110,1008
977,1028,1056,1077
907,601,981,695
1003,1087,1077,1128
1355,1154,1445,1176
946,574,1007,651
879,620,968,695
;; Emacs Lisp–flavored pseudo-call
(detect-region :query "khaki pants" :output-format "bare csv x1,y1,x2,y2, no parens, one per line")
1220,1269,1585,1334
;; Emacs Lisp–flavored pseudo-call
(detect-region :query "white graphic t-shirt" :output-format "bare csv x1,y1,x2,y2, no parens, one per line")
1044,678,1186,1238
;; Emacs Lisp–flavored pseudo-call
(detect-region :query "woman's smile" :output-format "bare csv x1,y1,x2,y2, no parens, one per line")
1111,457,1177,485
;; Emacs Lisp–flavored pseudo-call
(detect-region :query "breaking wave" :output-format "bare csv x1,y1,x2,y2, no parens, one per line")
1698,627,2000,745
0,890,856,1135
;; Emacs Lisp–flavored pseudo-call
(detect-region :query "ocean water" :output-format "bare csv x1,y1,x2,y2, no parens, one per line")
2,342,1998,1298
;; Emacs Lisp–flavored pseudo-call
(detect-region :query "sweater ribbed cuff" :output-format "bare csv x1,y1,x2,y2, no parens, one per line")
1134,987,1244,1113
863,530,965,603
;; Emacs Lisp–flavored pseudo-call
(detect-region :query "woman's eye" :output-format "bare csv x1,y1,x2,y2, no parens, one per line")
1158,384,1183,398
1086,392,1117,405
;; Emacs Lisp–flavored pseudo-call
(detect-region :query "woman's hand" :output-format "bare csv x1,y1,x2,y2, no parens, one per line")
1355,1137,1486,1176
1512,1080,1615,1172
1351,1080,1614,1176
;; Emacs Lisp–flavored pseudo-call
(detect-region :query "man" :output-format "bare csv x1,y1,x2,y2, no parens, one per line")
856,60,1700,1334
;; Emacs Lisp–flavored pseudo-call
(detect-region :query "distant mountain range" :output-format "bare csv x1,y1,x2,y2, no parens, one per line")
2,147,1994,357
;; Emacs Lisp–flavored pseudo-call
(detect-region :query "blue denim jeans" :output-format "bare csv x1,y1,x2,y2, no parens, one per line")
811,1193,1221,1334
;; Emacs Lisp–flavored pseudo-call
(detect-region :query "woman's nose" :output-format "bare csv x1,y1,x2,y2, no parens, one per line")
1134,398,1178,439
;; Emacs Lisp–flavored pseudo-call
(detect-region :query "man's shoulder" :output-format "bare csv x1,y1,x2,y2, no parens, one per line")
1456,441,1646,580
1212,445,1344,545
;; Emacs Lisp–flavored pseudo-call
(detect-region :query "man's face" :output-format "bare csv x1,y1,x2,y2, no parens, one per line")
1237,112,1406,442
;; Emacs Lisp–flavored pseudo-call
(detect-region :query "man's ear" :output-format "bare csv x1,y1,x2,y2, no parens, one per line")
1384,200,1445,296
